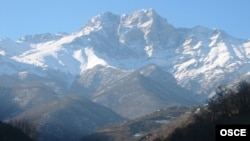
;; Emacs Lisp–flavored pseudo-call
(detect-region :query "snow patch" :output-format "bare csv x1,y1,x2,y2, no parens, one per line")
73,49,87,72
84,47,108,69
0,50,6,56
243,41,250,58
209,32,220,47
19,71,29,80
144,45,153,57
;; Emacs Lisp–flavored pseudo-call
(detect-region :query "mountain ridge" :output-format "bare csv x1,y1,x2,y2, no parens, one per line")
1,8,250,141
1,9,250,96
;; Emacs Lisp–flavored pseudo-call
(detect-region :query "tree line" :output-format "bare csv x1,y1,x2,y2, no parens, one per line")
154,80,250,141
0,119,37,141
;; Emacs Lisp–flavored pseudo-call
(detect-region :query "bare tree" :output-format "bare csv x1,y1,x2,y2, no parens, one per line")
8,119,38,141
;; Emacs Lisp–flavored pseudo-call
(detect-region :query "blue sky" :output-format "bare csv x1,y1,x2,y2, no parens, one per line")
1,0,249,40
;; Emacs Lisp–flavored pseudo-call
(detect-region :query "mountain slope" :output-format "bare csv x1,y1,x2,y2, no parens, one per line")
174,26,250,94
0,9,249,97
9,95,124,141
0,86,124,141
0,8,250,141
92,64,198,119
0,86,58,120
81,106,193,141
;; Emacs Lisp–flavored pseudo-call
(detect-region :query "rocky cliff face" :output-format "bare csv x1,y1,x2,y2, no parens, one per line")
0,9,250,141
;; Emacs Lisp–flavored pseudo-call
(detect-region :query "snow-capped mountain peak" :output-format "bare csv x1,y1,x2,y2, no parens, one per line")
0,9,250,96
80,11,120,36
2,9,250,141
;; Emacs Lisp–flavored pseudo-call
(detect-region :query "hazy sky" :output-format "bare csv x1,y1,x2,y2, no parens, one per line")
1,0,249,40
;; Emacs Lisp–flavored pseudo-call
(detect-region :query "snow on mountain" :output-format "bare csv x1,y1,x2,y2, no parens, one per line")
2,9,177,76
17,32,68,44
173,27,250,95
1,9,250,140
0,38,31,56
0,8,250,97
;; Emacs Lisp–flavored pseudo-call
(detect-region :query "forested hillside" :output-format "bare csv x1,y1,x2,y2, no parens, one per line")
148,80,250,141
0,120,35,141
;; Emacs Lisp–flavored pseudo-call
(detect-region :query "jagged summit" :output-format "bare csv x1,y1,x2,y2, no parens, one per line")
1,9,250,141
82,11,120,32
0,9,249,96
122,8,161,23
